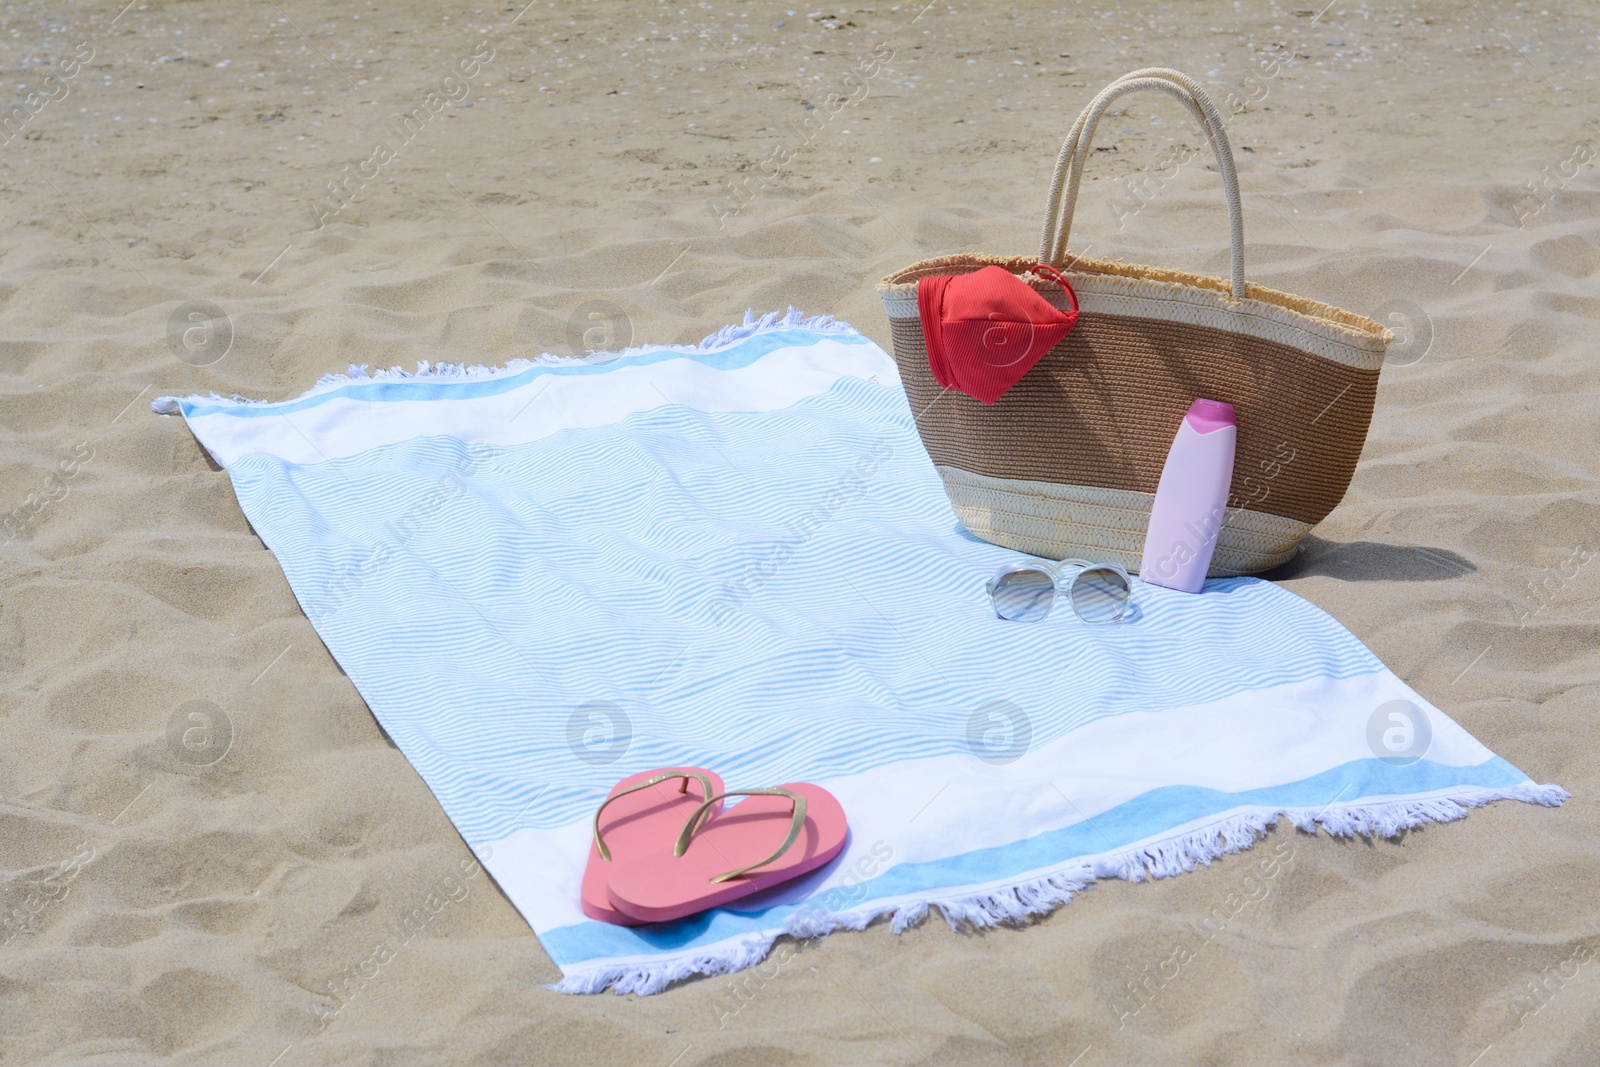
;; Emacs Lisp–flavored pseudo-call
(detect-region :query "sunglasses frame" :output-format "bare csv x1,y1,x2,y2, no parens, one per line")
986,557,1133,624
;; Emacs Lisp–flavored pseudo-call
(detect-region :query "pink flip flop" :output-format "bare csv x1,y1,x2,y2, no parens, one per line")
582,767,725,925
604,782,849,924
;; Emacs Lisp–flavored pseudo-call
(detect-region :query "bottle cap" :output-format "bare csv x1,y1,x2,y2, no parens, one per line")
1184,398,1236,434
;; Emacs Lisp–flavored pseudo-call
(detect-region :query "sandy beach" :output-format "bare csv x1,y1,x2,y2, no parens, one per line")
1,0,1597,1063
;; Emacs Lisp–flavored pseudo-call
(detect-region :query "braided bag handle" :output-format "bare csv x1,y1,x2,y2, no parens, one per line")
1037,68,1246,299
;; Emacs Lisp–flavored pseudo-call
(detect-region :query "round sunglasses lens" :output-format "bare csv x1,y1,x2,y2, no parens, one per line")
989,568,1056,622
1069,565,1131,624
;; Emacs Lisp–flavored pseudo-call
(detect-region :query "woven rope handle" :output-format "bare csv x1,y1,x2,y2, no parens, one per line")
1038,68,1246,300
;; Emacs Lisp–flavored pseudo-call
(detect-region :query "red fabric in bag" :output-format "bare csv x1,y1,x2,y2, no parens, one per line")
916,265,1080,404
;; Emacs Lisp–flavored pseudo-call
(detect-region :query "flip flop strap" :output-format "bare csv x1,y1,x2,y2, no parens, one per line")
673,787,809,884
592,769,715,862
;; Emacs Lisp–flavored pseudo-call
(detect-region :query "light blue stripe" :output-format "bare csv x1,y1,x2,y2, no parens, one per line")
540,755,1529,964
177,328,872,419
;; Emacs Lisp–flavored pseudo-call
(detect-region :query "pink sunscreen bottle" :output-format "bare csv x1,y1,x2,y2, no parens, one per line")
1139,398,1237,593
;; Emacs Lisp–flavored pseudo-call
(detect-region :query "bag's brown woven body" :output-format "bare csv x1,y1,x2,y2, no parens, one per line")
878,70,1391,576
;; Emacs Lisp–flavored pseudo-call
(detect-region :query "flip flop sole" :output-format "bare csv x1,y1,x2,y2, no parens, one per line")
581,767,724,925
605,782,848,924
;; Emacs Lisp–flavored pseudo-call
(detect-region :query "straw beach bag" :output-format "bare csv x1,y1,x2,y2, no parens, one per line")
878,68,1391,576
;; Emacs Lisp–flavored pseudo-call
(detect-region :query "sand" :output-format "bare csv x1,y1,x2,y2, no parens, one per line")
1,0,1596,1063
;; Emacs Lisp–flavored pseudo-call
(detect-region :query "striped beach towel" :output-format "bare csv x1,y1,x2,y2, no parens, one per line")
154,311,1565,995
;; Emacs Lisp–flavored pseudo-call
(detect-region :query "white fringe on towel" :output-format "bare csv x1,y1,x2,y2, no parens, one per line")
152,308,853,415
555,783,1568,996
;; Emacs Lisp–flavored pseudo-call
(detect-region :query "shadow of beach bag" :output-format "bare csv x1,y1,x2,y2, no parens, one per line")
877,68,1393,576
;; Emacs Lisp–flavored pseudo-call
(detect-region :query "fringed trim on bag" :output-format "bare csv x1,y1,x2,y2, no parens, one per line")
553,782,1567,996
878,252,1392,347
151,308,856,415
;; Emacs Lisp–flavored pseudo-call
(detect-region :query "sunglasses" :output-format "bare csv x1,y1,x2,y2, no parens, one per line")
986,558,1133,624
